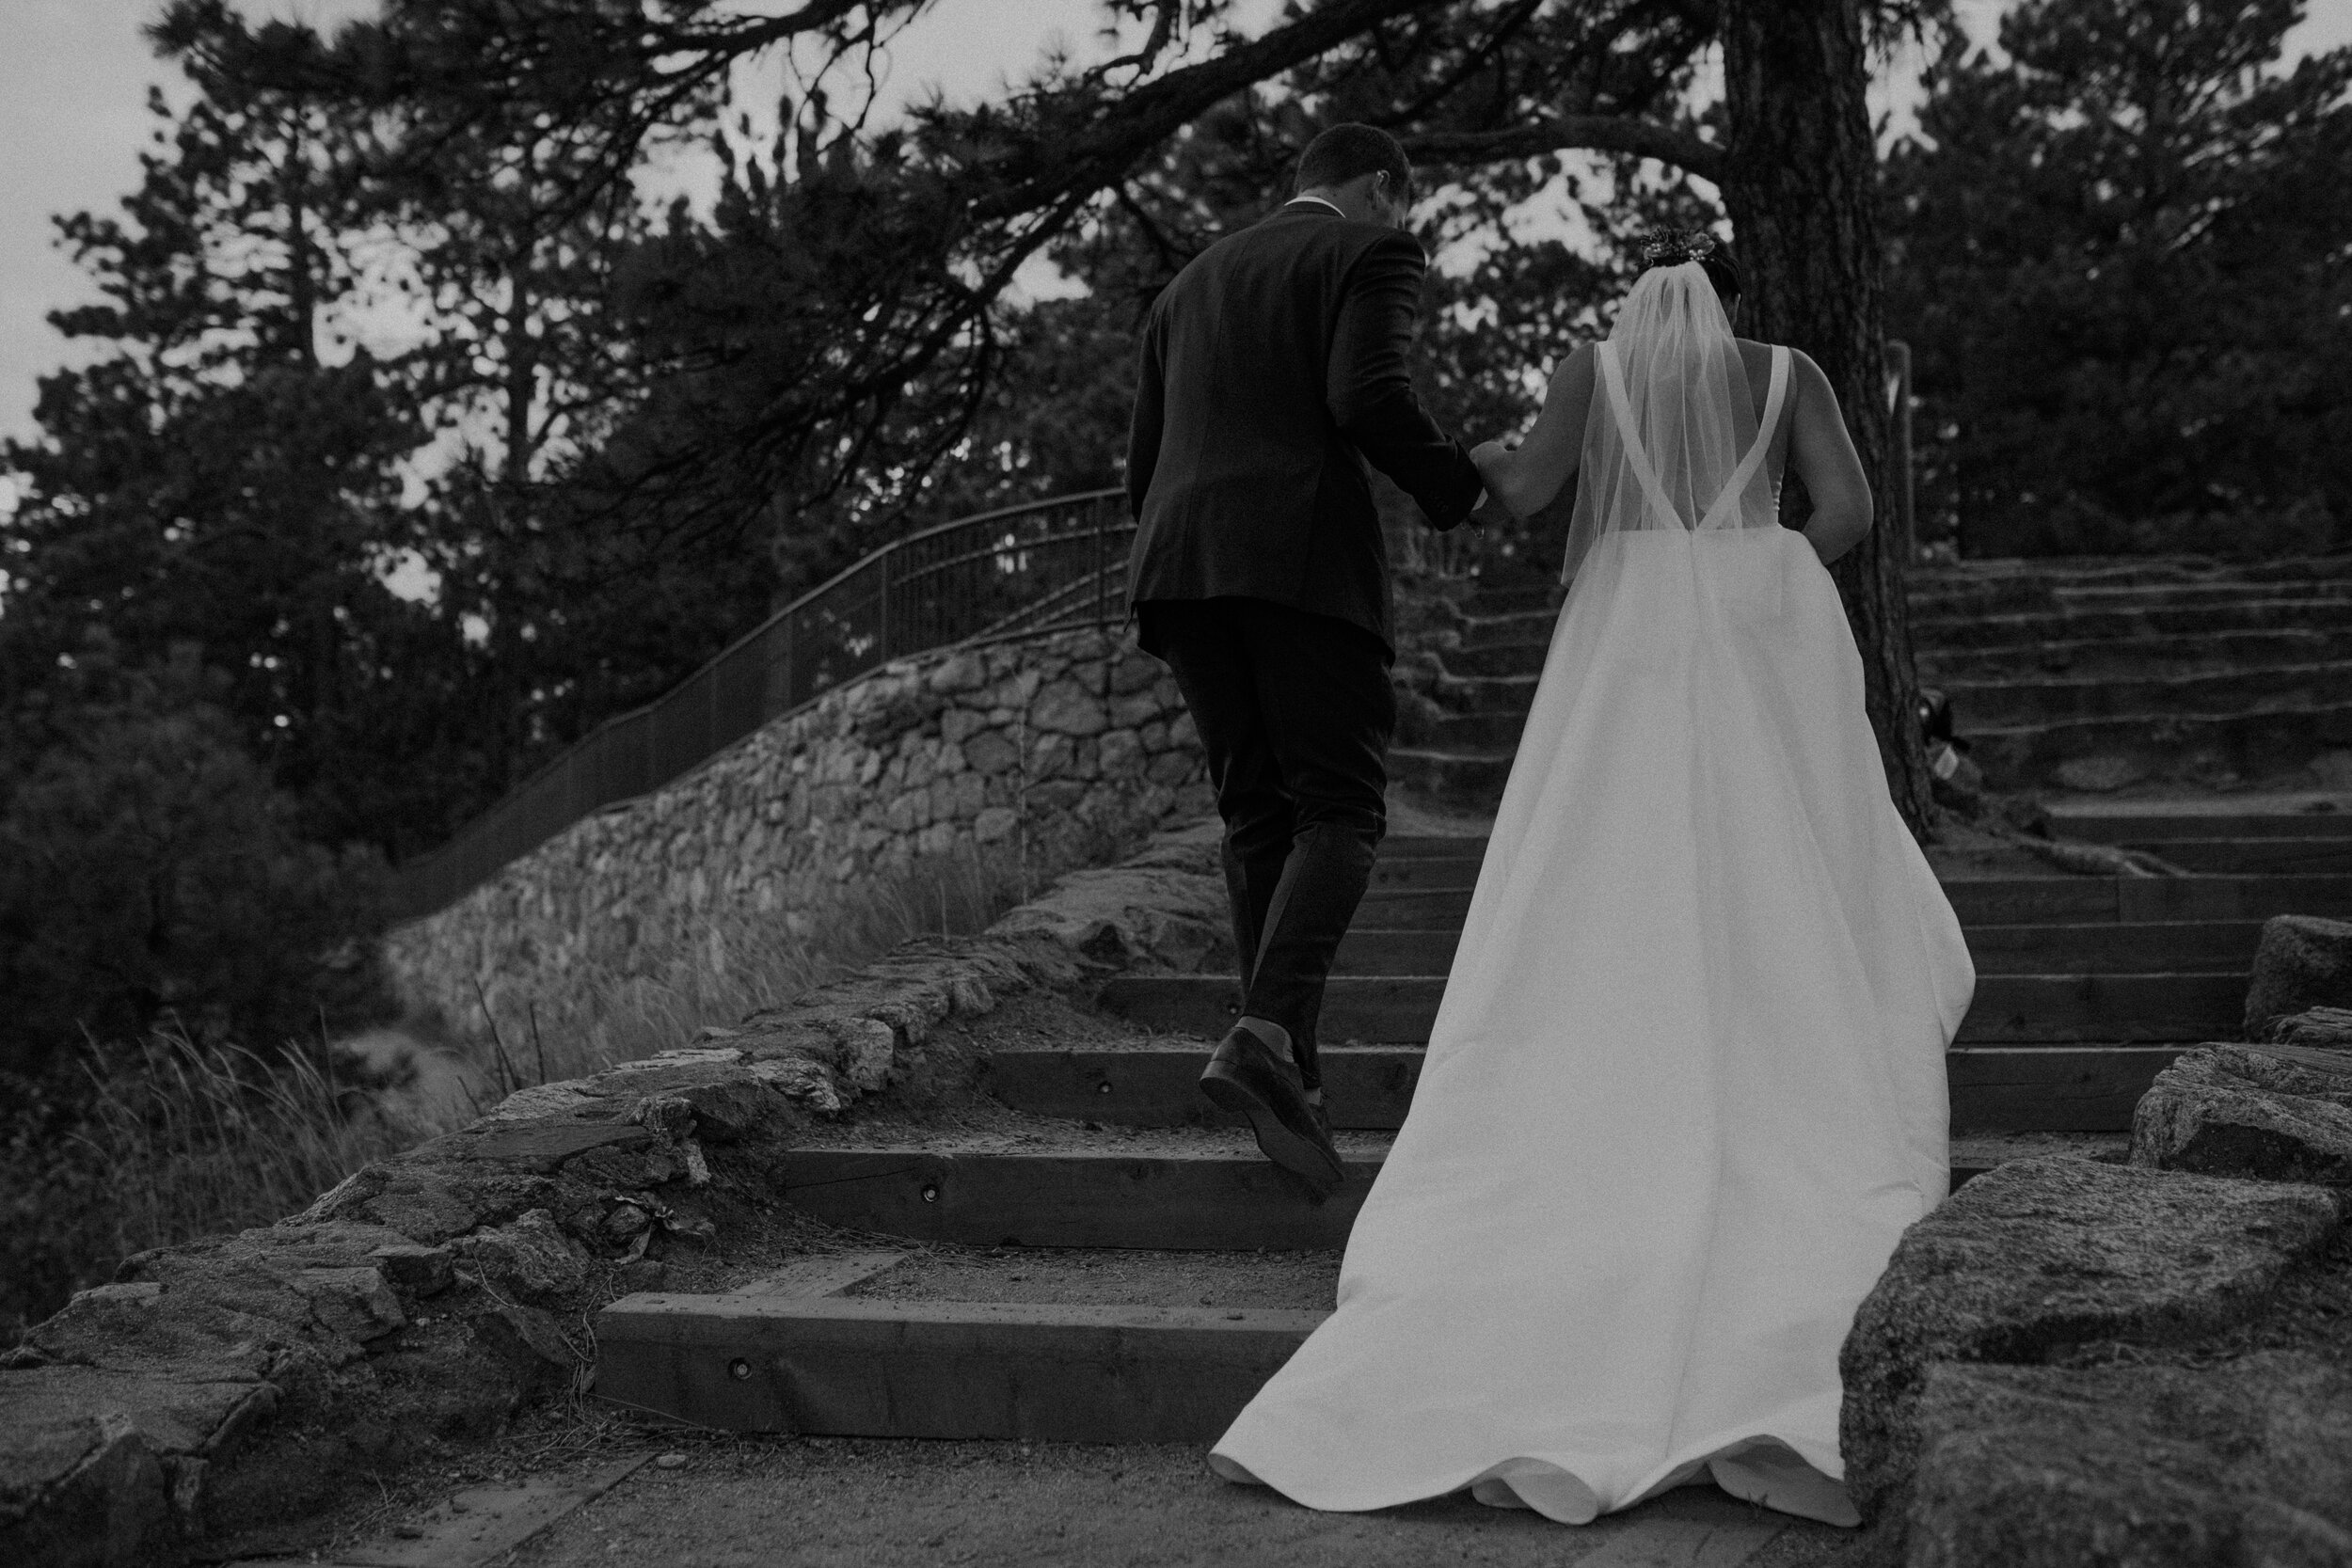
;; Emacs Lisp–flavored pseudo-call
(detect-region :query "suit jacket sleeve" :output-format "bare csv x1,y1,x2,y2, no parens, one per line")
1325,230,1486,531
1124,309,1167,522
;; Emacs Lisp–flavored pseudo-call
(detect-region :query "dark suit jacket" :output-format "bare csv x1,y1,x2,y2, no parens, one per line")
1123,202,1485,660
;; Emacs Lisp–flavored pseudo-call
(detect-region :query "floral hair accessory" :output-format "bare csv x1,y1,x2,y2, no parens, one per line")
1639,229,1719,268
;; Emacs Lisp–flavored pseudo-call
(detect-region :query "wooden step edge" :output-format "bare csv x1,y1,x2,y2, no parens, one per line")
985,1043,2190,1134
594,1294,1326,1441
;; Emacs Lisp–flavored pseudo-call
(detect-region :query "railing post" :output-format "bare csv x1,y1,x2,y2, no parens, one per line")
1093,495,1109,631
779,610,795,718
879,547,894,661
1887,339,1915,565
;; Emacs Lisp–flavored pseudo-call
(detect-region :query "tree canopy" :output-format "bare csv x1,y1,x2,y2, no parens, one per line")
1883,0,2352,557
0,0,1982,1072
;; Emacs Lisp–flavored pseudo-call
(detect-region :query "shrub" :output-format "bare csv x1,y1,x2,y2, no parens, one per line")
0,637,395,1080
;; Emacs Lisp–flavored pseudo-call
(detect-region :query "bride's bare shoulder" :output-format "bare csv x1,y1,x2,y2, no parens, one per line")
1545,341,1599,393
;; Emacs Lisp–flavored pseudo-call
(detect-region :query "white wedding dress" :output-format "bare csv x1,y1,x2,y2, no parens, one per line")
1208,265,1976,1526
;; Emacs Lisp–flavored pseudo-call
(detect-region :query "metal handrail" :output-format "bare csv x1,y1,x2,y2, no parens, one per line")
387,487,1132,923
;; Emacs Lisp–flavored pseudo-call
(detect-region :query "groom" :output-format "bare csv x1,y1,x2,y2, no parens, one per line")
1124,123,1486,1197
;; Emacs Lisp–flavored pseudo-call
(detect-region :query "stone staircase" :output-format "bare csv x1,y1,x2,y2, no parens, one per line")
1390,553,2352,801
593,807,2352,1454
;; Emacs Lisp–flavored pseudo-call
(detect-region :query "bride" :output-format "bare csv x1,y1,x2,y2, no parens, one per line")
1207,232,1976,1527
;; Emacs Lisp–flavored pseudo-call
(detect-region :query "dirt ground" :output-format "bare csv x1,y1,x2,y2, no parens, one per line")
499,1430,1866,1568
841,1244,1341,1308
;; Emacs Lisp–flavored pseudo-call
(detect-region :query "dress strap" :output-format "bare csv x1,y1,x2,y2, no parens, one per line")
1596,340,1686,531
1696,344,1791,532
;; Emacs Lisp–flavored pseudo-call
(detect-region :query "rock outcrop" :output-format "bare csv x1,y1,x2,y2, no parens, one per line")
2132,1042,2352,1188
2244,914,2352,1038
1900,1354,2352,1568
1839,1157,2344,1564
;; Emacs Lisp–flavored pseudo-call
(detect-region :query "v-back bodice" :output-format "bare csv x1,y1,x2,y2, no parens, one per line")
1596,341,1790,531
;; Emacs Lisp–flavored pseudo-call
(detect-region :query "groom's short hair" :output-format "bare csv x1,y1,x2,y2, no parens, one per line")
1295,124,1412,198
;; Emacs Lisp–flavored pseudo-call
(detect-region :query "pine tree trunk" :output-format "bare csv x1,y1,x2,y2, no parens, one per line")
1720,0,1937,836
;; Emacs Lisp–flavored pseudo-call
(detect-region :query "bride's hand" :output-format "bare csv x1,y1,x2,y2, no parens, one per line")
1470,439,1520,518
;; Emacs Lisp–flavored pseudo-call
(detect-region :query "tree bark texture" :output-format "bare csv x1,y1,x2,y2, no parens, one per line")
1719,0,1937,836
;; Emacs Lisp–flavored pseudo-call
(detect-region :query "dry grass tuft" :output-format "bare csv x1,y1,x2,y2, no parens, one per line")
1,1033,436,1340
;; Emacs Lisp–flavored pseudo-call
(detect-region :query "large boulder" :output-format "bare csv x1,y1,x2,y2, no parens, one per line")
1839,1157,2340,1531
2244,914,2352,1038
1899,1354,2352,1568
2132,1043,2352,1188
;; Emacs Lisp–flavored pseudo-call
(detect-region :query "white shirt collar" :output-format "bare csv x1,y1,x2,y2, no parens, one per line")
1285,195,1344,216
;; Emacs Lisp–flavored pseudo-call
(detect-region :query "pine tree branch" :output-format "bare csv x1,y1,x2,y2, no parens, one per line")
1404,116,1726,182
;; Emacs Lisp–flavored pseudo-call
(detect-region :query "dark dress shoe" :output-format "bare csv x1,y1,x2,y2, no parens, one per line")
1200,1025,1345,1196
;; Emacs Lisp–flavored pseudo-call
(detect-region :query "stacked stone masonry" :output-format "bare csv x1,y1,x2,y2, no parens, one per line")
384,627,1211,1029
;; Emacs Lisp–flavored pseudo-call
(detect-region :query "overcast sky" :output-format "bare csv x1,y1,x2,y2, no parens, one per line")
4,0,2346,452
0,0,1120,449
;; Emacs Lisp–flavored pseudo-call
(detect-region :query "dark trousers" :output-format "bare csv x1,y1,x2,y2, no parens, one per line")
1137,597,1393,1093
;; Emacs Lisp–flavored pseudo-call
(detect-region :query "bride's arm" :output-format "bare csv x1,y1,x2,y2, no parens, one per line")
1469,344,1595,518
1787,349,1873,564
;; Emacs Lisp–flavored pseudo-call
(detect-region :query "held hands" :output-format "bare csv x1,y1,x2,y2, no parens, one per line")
1470,437,1521,521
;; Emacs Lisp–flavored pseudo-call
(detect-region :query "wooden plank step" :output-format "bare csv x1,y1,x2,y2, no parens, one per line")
1962,919,2265,974
2114,837,2352,875
1335,922,2269,977
779,1147,1379,1249
1097,973,2245,1045
596,1293,1323,1441
772,1147,2013,1254
2047,809,2352,843
1947,1045,2188,1132
1353,875,2352,929
983,1044,2185,1133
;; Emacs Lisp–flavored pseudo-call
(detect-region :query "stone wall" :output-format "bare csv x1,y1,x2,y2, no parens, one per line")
384,626,1211,1037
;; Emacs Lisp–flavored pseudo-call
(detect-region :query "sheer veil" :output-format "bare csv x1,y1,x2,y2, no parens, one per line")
1561,261,1775,583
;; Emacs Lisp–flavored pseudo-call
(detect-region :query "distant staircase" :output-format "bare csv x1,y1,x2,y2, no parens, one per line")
1388,553,2352,802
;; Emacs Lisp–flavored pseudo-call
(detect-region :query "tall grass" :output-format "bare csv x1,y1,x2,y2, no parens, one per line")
0,1033,440,1342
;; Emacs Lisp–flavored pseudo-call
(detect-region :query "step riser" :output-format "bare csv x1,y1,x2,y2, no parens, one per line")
1971,706,2352,791
1354,876,2352,927
984,1046,2185,1133
1334,922,2268,976
1945,668,2352,730
1404,669,2352,745
1387,749,1516,804
2047,814,2352,843
1405,711,1528,750
1459,611,1561,648
1912,599,2352,648
771,1150,1994,1252
1424,673,1541,713
1908,556,2352,592
1435,641,1553,677
1097,973,2247,1044
1911,582,2352,621
2110,840,2352,876
1919,631,2352,683
596,1296,1321,1442
780,1149,1375,1249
